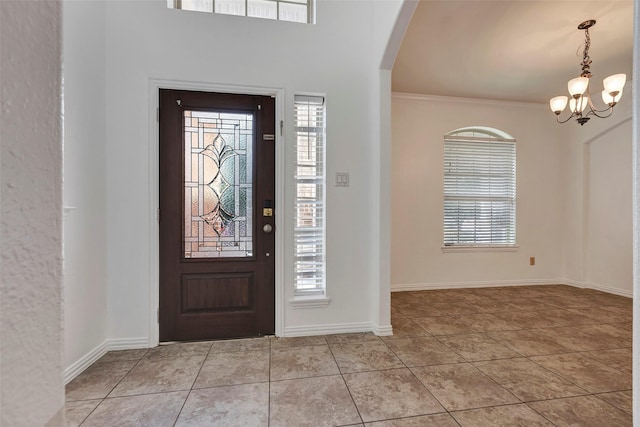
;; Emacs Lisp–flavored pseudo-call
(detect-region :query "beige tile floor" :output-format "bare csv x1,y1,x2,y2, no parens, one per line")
65,285,632,426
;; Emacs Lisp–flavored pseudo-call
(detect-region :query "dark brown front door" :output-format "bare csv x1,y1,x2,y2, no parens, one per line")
159,89,275,342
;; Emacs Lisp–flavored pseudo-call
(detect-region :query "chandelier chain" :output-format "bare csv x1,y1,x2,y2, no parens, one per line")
581,28,592,78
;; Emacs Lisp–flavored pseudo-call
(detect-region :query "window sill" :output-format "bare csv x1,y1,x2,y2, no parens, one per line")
441,245,519,253
289,295,331,309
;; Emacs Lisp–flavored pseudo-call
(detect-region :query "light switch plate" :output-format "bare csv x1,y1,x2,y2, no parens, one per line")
336,172,349,187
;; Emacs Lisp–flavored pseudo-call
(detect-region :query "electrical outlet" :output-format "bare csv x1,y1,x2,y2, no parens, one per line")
530,256,535,266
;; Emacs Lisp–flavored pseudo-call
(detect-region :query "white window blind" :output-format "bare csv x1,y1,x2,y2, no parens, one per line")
167,0,313,24
294,95,325,295
443,129,516,246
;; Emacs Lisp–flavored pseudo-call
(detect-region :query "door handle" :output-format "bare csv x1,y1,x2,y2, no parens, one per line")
263,224,273,233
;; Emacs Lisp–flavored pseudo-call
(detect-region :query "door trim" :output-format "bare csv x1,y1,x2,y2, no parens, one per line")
148,79,285,347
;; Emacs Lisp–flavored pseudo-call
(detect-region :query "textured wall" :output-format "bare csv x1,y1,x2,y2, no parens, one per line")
0,1,65,426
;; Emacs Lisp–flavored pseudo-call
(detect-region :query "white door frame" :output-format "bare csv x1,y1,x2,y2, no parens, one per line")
147,79,285,346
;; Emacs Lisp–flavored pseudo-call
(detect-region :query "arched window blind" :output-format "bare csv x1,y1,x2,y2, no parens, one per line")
443,127,516,246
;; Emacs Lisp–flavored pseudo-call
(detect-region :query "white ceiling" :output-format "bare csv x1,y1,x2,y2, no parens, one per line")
392,0,634,103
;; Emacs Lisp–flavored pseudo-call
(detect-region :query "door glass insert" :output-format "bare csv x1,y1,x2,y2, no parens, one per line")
184,110,253,258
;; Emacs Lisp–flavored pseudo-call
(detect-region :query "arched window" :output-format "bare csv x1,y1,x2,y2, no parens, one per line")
443,127,516,247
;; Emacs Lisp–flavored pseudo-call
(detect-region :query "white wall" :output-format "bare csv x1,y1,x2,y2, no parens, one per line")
560,116,585,283
369,0,418,335
63,0,109,377
100,0,403,341
585,122,632,292
563,85,633,296
391,94,566,289
0,1,65,425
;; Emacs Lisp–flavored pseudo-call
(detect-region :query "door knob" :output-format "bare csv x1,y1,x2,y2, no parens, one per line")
263,224,273,233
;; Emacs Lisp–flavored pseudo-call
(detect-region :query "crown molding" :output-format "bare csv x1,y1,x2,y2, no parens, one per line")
392,92,548,108
392,80,634,109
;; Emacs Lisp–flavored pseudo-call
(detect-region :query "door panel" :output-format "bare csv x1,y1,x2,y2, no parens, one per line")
159,89,275,342
180,273,254,312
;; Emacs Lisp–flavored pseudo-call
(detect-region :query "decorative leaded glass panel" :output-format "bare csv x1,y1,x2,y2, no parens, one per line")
184,110,253,258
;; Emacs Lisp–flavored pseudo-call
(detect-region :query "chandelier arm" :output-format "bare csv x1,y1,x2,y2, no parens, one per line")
556,112,576,124
586,94,617,115
589,104,615,114
586,106,614,119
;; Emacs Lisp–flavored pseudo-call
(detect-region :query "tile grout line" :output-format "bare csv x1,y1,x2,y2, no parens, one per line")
379,333,490,423
395,343,561,425
524,353,629,394
268,337,272,427
76,399,103,427
325,337,366,426
170,346,211,426
75,352,149,426
102,353,147,400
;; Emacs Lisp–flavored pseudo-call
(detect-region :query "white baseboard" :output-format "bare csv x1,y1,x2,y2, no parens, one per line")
562,279,583,288
392,279,559,292
64,341,109,385
106,337,151,351
372,324,393,336
563,279,633,298
64,337,150,384
283,322,373,337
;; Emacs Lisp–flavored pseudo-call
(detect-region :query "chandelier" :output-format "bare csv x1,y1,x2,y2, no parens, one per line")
549,19,626,126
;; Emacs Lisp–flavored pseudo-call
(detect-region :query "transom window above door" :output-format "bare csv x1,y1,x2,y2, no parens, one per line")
167,0,314,24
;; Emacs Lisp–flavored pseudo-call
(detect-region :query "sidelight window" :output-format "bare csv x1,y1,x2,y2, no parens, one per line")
294,95,325,296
